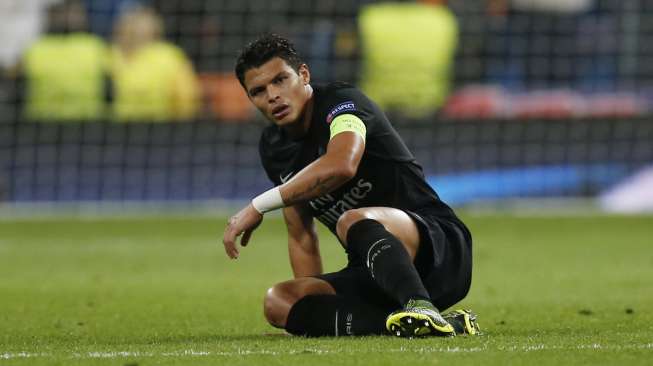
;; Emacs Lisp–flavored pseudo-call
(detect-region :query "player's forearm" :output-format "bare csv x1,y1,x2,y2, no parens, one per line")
288,236,323,277
251,132,363,215
279,156,355,206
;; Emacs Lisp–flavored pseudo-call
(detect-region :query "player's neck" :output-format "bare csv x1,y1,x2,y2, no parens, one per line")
284,85,314,140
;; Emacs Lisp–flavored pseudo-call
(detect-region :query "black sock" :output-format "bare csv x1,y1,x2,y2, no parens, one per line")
285,294,389,337
346,219,430,306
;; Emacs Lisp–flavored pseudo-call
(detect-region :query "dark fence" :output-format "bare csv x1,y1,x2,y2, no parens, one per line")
1,118,651,205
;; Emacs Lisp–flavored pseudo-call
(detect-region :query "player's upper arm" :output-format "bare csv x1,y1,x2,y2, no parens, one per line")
325,113,366,178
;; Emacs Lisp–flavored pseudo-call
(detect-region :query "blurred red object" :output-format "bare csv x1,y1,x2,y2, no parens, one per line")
441,85,506,119
442,86,647,120
510,90,582,119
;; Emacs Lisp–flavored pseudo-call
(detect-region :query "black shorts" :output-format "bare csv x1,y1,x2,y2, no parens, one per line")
315,207,473,311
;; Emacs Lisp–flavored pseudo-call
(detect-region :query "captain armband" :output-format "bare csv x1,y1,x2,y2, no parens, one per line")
329,114,366,142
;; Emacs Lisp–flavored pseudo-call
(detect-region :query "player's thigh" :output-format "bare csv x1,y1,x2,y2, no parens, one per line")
336,207,421,259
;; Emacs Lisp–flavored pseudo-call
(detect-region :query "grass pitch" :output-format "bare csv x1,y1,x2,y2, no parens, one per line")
1,213,652,365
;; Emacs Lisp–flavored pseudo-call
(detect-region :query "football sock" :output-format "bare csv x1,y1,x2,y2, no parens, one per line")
285,294,388,336
346,219,431,307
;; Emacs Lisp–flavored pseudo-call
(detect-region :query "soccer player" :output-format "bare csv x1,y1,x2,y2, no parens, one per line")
222,34,478,338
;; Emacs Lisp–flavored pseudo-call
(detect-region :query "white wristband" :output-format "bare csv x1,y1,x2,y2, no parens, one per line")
251,187,284,214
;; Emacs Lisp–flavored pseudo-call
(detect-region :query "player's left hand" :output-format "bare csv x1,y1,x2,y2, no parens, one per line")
222,203,263,259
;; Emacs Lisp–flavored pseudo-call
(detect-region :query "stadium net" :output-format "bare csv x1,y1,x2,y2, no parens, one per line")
0,0,652,212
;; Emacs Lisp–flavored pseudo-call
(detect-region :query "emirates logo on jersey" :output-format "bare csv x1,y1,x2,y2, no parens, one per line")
309,178,373,226
326,101,356,124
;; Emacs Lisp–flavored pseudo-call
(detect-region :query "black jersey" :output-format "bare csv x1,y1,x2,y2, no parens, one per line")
259,82,460,234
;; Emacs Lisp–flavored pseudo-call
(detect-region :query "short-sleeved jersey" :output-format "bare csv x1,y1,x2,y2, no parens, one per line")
259,82,460,234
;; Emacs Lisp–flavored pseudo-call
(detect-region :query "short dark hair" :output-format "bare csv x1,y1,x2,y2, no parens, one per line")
235,33,304,88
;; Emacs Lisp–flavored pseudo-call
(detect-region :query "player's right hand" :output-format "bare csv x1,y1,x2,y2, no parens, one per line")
222,203,263,259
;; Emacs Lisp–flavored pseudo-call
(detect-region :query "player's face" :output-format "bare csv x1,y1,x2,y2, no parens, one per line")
243,57,311,126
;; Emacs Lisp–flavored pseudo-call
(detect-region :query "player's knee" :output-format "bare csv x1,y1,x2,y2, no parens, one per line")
336,209,374,246
263,283,299,328
263,286,287,328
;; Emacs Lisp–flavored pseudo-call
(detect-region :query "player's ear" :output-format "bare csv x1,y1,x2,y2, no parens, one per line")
298,64,310,85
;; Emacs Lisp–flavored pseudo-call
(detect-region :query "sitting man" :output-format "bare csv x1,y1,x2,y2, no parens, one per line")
223,34,478,338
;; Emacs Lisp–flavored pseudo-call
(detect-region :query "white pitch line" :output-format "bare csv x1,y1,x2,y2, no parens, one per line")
1,343,652,360
387,346,487,354
79,351,153,358
1,352,49,359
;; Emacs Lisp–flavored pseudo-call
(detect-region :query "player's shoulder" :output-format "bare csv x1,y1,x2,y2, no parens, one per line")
321,81,356,92
314,82,375,124
317,81,367,101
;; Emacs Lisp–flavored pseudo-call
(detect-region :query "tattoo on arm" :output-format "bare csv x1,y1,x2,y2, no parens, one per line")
287,175,338,204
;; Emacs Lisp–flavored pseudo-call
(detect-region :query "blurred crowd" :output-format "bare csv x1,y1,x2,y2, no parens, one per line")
0,0,649,123
1,0,202,122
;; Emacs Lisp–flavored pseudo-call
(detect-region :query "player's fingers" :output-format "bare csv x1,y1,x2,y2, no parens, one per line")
223,241,238,259
224,216,239,235
222,230,240,259
227,244,239,259
241,229,253,247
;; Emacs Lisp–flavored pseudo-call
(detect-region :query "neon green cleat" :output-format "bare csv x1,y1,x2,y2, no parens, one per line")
386,299,455,338
442,309,481,336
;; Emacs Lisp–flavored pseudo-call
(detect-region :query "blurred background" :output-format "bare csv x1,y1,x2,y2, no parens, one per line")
0,0,652,215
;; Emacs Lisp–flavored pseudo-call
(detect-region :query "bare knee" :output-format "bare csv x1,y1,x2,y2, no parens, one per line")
263,283,298,328
336,209,375,246
263,278,336,328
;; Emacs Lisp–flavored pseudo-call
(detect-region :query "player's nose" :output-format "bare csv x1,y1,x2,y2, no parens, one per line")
266,85,280,103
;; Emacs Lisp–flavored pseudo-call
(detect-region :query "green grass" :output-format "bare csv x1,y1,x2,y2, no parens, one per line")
1,213,652,365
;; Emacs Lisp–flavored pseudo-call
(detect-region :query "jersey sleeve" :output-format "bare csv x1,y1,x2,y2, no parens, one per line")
317,83,416,163
321,85,378,141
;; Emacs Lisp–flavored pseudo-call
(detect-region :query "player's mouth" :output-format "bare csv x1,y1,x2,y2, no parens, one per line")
271,104,290,120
